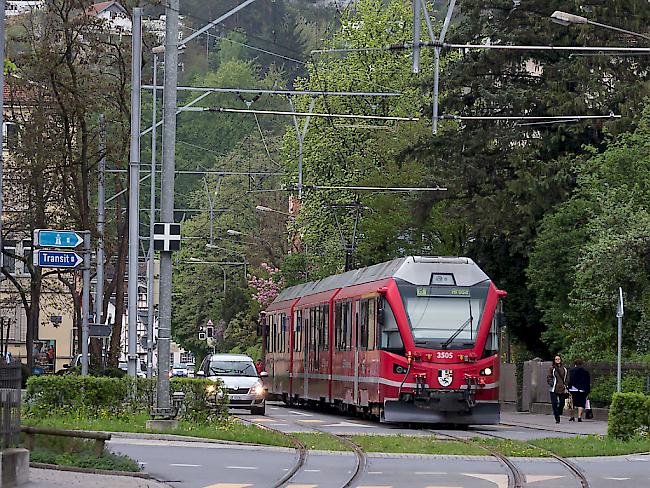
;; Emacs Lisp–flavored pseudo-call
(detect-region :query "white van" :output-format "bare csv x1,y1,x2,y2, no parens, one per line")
198,354,266,415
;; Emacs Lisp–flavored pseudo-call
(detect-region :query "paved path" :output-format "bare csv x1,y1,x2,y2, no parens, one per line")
25,467,168,487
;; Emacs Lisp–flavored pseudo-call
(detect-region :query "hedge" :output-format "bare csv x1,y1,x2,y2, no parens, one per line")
607,392,650,440
24,375,227,422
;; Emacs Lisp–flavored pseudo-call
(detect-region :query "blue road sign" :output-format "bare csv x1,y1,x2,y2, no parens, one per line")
34,229,83,248
34,250,83,269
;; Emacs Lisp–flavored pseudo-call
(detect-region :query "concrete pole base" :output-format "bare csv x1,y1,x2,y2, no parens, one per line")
0,448,29,487
145,419,179,431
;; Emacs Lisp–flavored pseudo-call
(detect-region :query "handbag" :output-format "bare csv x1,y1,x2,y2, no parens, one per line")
564,395,573,411
585,398,594,419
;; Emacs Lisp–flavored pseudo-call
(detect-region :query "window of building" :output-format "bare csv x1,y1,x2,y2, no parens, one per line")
2,240,16,274
21,240,32,275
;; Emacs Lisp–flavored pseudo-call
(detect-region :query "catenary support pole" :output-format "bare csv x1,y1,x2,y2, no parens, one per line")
0,0,5,279
616,287,624,393
156,0,179,417
147,54,158,379
81,232,91,375
96,114,106,366
128,8,142,378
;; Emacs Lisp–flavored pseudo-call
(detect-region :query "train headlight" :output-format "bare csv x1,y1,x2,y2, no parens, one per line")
249,382,265,396
480,367,493,376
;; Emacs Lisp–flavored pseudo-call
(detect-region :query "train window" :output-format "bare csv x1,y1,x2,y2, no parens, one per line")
335,301,353,351
320,304,329,351
368,298,376,351
294,310,302,352
266,316,272,353
379,297,404,353
359,300,369,350
483,306,500,358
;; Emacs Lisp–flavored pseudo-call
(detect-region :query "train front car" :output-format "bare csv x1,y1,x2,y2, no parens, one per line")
380,257,505,424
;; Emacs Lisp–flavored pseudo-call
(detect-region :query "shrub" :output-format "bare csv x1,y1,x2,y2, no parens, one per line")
608,392,650,440
24,375,226,421
589,373,648,406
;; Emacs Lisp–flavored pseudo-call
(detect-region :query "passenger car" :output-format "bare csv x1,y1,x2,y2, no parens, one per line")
198,353,266,415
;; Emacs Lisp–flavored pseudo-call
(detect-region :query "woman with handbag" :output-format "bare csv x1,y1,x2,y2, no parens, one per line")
547,354,569,424
568,359,591,422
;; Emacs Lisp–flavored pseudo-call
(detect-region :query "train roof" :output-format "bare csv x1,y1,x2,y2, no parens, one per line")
271,256,489,305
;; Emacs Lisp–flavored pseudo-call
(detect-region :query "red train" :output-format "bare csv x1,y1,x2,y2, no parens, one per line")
263,256,505,424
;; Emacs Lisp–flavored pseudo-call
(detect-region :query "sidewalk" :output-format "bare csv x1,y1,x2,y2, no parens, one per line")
25,467,168,488
500,411,608,436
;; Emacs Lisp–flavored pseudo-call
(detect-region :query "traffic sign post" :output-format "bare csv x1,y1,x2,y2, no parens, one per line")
34,229,91,375
34,229,83,248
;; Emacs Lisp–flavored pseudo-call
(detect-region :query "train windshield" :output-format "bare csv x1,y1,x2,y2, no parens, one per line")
398,281,489,349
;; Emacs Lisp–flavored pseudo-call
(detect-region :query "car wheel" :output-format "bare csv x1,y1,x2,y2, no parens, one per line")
251,404,265,416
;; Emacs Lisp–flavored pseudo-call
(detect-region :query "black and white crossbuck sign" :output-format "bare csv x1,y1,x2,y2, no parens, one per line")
153,223,181,251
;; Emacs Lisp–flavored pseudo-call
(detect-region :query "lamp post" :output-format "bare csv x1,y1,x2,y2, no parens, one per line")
255,205,292,217
550,10,650,41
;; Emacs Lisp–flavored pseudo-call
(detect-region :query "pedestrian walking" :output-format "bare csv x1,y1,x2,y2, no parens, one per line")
568,358,591,422
547,354,569,423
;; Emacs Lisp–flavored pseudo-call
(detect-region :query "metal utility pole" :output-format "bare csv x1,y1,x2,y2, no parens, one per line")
156,0,179,417
0,0,5,273
128,8,142,378
146,54,159,379
96,114,106,366
81,232,91,375
616,287,624,393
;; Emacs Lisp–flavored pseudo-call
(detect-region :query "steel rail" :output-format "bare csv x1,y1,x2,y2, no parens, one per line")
235,415,307,488
429,429,525,488
239,408,367,488
478,430,590,488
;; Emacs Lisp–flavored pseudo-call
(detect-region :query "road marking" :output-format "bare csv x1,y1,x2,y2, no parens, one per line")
357,486,392,488
271,423,289,426
526,475,565,484
464,473,508,488
304,469,321,473
287,485,318,488
424,486,463,488
202,485,252,488
170,464,201,467
298,419,324,423
251,418,274,422
322,421,372,428
605,478,631,481
289,410,313,416
416,472,446,475
368,472,383,475
226,466,258,470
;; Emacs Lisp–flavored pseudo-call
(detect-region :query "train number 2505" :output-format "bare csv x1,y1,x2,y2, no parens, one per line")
436,352,454,359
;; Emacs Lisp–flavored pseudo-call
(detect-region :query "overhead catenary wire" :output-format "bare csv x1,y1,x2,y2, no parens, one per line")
180,106,419,121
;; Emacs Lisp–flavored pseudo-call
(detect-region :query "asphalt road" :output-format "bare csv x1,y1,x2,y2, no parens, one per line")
106,403,644,488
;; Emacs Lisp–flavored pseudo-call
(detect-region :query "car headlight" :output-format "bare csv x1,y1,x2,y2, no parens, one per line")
249,383,264,396
206,384,217,394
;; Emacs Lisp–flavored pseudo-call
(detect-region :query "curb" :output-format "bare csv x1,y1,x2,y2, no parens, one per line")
30,462,152,478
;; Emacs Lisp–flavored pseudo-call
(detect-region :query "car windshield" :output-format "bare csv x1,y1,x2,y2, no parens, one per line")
398,281,489,349
209,360,257,377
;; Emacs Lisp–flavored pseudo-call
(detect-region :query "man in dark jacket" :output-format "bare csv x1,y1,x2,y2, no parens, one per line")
568,359,591,422
547,354,569,423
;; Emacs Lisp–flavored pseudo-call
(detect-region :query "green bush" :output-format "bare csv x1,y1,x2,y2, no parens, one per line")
25,375,226,422
589,373,648,406
608,392,650,440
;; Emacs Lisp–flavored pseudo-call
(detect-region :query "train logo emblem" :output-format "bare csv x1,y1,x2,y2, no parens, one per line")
438,369,453,387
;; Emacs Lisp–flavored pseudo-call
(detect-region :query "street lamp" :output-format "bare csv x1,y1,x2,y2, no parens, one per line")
550,10,650,41
255,205,291,217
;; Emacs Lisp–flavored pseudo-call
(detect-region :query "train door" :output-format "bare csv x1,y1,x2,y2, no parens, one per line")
303,309,309,399
353,300,359,405
306,306,321,401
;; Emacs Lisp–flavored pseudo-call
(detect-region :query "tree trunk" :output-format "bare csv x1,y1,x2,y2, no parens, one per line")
109,221,128,367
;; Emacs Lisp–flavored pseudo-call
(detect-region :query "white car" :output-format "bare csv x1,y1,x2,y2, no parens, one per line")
198,353,266,415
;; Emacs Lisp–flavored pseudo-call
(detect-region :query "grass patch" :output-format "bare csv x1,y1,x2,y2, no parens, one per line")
294,433,350,451
28,435,139,472
531,435,650,457
473,438,547,457
351,434,486,455
23,412,293,449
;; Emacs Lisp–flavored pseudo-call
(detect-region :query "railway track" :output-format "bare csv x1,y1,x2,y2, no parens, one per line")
236,414,367,488
477,430,590,488
429,429,526,488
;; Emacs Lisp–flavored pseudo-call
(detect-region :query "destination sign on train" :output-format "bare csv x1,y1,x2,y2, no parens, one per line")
416,286,470,297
